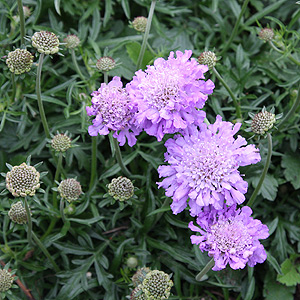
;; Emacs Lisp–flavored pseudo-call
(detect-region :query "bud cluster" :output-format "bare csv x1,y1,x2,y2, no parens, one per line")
107,176,134,201
51,133,72,152
198,51,217,70
6,49,34,74
32,31,59,55
249,108,276,135
96,56,115,72
0,269,14,292
259,28,274,42
58,178,82,202
8,201,29,224
131,16,148,33
64,34,80,49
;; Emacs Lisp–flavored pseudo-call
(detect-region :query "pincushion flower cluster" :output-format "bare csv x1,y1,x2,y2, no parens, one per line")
189,205,269,270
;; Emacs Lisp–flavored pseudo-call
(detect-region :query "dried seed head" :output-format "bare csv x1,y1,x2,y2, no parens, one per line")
64,34,80,49
96,56,115,72
107,176,134,201
0,269,14,292
132,267,151,287
8,201,30,224
259,28,274,42
51,133,72,152
32,31,59,55
142,270,173,300
58,178,82,202
251,110,276,135
198,51,217,70
130,284,147,300
6,49,34,74
131,16,148,33
6,163,40,197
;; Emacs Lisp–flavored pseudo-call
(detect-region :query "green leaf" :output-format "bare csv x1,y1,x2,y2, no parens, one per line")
126,42,154,69
24,94,67,107
252,174,278,201
54,0,61,15
266,251,282,275
281,154,300,189
121,0,130,19
277,255,300,286
147,206,171,217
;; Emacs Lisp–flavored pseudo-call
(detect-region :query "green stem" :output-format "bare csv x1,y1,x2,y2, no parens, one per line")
17,0,25,46
195,258,214,281
204,118,210,126
146,41,157,56
11,73,16,103
60,199,67,224
24,197,32,246
220,0,250,56
247,133,272,207
113,137,132,178
213,67,242,119
70,49,85,80
31,231,60,272
104,72,108,84
36,53,51,139
269,41,300,66
89,136,97,191
278,85,300,129
136,0,156,70
52,152,63,210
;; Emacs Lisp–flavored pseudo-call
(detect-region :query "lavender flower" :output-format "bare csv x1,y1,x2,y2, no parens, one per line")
86,76,140,147
157,116,261,215
126,50,214,141
189,205,269,271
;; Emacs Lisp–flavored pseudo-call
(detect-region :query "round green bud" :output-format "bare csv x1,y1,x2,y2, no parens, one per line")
132,267,151,287
198,51,217,70
0,269,14,292
64,34,80,49
251,110,276,135
8,201,30,224
131,16,148,33
6,49,34,74
58,178,82,202
127,257,138,268
107,176,134,201
259,28,274,42
96,56,115,72
51,133,72,152
6,163,40,197
130,284,147,300
142,270,173,300
32,31,59,55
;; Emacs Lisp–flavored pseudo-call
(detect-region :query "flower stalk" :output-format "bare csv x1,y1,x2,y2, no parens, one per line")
247,133,272,207
136,0,156,70
24,197,32,246
70,48,85,80
11,73,16,102
89,136,97,191
195,258,214,281
112,137,132,178
17,0,25,46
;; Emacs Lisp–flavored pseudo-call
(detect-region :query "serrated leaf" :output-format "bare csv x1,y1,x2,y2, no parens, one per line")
126,42,154,69
252,174,278,201
277,255,300,286
281,154,300,189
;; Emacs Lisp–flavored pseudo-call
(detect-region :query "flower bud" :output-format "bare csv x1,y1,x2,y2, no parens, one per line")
32,31,59,55
131,16,148,33
6,163,40,197
250,109,276,135
132,267,151,287
127,257,138,268
64,34,80,49
23,6,31,18
107,176,134,201
51,133,72,152
198,51,217,70
142,270,173,300
0,269,14,292
259,28,274,42
8,201,30,224
6,49,34,74
130,284,146,300
58,178,82,202
96,56,115,72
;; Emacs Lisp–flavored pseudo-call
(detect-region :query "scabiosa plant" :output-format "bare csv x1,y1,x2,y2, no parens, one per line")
6,49,34,74
64,34,80,49
141,270,173,300
131,16,148,32
157,115,261,216
58,178,82,202
198,51,218,70
0,269,14,292
31,31,59,55
107,176,134,201
96,56,116,72
126,50,215,141
189,205,269,271
5,162,40,197
8,201,30,224
50,132,72,153
86,76,140,146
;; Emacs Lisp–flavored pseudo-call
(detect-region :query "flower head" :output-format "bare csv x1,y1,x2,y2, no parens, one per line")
6,49,33,74
131,16,148,32
32,31,59,55
248,107,277,135
130,284,146,300
198,51,218,70
58,178,82,202
0,269,14,292
64,34,80,49
8,201,29,224
107,176,134,201
259,28,274,42
51,132,72,152
189,205,269,271
86,76,140,146
132,267,151,287
157,116,261,216
141,270,173,300
96,56,116,72
127,50,214,141
6,163,40,197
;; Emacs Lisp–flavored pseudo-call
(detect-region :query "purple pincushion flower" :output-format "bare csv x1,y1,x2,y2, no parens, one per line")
126,50,215,141
189,205,269,271
157,115,261,215
86,76,140,147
